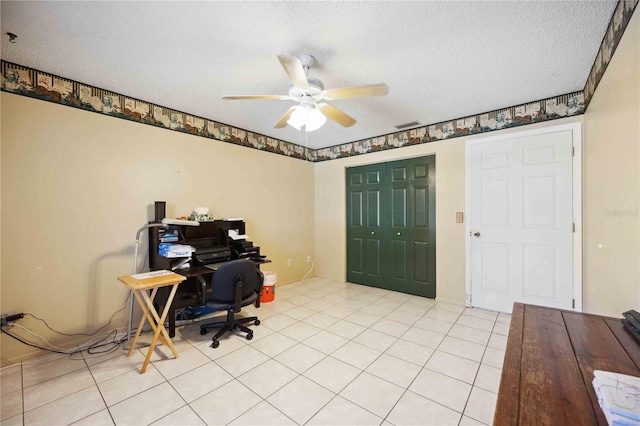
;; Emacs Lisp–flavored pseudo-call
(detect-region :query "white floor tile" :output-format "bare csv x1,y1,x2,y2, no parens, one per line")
190,380,261,425
260,313,297,331
474,364,502,394
151,406,205,425
365,353,421,388
387,390,462,426
1,389,22,421
267,376,335,424
339,372,404,418
109,383,185,425
491,321,510,336
438,336,486,363
370,317,411,338
413,316,455,334
331,341,382,370
326,319,366,340
385,309,422,326
307,395,383,425
229,400,296,425
353,328,398,352
447,324,491,346
215,345,270,377
151,346,210,380
237,359,298,398
1,367,22,396
23,368,94,412
425,350,480,384
169,362,234,403
282,306,316,320
481,346,506,369
488,333,508,350
249,332,298,357
344,311,381,328
97,365,165,407
384,339,434,367
274,343,327,373
24,386,105,426
409,369,472,412
303,330,349,354
88,351,147,383
6,279,505,426
303,356,361,393
279,321,321,342
455,315,495,332
71,408,114,425
400,327,446,349
422,309,460,323
303,312,340,329
22,357,86,388
464,387,497,425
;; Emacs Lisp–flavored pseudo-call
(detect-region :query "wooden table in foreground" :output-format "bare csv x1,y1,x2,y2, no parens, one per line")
117,271,186,374
494,302,640,425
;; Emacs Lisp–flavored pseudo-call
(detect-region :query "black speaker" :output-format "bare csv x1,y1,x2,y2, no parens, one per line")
154,201,166,222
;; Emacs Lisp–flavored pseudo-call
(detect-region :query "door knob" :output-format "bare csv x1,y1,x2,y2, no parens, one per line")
371,231,375,235
397,232,401,236
473,232,481,237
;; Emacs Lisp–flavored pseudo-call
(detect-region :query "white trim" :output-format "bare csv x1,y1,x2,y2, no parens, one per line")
464,122,583,312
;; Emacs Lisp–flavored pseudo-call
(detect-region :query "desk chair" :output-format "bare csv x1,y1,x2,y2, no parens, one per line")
199,259,263,348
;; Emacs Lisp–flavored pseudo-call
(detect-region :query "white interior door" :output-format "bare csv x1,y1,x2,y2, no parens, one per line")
468,129,575,313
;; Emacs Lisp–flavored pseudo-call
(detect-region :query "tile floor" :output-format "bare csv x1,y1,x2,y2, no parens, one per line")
1,277,510,426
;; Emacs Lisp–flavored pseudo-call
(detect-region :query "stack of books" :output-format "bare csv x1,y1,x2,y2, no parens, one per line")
592,370,640,425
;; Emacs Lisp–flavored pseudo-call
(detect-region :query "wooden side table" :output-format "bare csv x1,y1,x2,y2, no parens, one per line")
117,271,186,373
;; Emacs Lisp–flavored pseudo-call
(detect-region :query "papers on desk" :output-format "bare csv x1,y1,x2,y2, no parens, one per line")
228,229,249,240
592,370,640,425
131,270,173,280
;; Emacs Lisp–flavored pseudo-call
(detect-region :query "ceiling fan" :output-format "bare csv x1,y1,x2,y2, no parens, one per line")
222,54,389,131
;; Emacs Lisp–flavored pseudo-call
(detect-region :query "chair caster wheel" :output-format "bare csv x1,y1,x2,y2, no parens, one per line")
254,319,261,326
211,339,220,348
246,333,253,341
200,328,208,336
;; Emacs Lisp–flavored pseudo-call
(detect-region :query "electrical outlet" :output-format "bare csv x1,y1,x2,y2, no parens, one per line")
306,256,311,263
1,313,24,328
287,259,292,267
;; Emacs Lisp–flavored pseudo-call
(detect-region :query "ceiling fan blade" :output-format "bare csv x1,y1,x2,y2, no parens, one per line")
274,106,297,128
324,83,389,100
222,95,290,100
277,54,310,90
318,103,356,127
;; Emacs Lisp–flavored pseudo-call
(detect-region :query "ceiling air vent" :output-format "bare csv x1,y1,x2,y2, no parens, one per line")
394,121,419,130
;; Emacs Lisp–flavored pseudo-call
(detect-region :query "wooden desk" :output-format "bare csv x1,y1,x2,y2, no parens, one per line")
495,303,640,425
118,271,186,374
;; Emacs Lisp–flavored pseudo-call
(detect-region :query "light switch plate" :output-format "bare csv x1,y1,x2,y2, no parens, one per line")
456,212,464,223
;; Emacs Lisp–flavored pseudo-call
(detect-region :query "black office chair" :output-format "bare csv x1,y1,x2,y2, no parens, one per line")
199,259,263,348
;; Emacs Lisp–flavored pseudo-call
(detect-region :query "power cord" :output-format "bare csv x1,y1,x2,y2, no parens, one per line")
301,258,314,282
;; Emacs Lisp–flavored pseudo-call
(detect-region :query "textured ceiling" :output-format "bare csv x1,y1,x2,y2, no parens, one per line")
0,1,617,149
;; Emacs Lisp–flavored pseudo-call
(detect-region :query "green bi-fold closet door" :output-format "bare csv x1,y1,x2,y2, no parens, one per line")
346,155,436,298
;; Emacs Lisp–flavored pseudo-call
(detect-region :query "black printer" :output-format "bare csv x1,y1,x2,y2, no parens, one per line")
193,246,232,265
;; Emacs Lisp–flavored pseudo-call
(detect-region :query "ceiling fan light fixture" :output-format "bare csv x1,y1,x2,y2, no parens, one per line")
288,105,326,131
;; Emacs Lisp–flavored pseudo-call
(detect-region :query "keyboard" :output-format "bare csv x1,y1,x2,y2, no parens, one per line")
203,262,228,271
622,310,640,342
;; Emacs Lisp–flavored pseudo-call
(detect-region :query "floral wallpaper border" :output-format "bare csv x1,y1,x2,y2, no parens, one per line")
1,0,636,163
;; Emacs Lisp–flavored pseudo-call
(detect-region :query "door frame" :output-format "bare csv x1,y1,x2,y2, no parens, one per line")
464,122,583,312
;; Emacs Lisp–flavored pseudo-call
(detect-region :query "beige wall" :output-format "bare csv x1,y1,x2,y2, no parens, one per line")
0,93,315,363
582,10,640,317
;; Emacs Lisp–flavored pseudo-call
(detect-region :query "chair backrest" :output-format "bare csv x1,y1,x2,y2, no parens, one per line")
210,259,260,302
